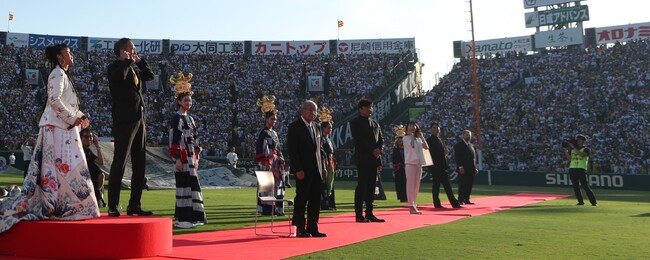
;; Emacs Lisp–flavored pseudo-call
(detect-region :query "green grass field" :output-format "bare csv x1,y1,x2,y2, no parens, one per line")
2,169,649,259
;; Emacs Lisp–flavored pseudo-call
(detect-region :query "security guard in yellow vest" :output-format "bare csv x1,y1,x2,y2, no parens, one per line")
564,134,597,206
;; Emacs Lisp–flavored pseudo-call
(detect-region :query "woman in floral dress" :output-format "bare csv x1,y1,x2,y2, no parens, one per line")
0,44,100,233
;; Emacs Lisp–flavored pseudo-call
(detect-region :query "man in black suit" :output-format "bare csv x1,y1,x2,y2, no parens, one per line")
425,122,461,209
453,130,478,205
350,97,385,223
287,100,326,237
106,38,155,217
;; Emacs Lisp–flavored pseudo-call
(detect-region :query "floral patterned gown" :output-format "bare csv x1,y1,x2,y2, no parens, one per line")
0,126,100,233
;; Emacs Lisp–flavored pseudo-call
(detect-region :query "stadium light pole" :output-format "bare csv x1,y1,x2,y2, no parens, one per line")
469,0,483,167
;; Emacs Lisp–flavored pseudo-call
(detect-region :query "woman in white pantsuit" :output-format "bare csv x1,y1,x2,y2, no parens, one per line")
402,121,428,214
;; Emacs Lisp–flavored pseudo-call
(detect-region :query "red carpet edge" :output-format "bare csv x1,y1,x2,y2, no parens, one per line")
144,193,570,260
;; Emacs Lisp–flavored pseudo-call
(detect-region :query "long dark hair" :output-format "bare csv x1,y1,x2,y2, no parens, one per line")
45,44,68,72
44,44,80,109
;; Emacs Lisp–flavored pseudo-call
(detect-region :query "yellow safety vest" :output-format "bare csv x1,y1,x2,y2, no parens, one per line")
570,147,589,170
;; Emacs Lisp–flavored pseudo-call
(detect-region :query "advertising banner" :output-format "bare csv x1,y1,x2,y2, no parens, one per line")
523,0,584,9
252,40,329,55
595,22,650,44
461,36,532,57
6,32,29,47
29,34,81,50
525,5,589,28
336,38,415,54
170,40,244,55
534,28,583,48
88,37,163,54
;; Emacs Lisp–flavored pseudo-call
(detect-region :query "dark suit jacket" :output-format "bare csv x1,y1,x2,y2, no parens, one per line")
426,135,448,171
287,118,323,181
350,115,383,167
453,140,477,173
107,58,154,126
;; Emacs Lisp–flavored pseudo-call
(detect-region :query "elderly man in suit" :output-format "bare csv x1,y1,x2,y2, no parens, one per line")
454,130,478,205
287,100,326,238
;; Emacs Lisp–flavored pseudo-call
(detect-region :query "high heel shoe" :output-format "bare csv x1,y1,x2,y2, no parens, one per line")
409,207,422,214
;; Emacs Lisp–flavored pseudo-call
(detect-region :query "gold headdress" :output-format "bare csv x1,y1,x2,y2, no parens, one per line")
319,107,333,124
256,95,278,115
170,72,193,98
395,124,406,137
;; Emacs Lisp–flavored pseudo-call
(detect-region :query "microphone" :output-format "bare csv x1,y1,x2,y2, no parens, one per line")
67,115,88,130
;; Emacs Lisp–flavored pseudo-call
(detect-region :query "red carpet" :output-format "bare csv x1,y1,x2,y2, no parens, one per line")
0,193,567,259
144,193,569,260
0,214,172,259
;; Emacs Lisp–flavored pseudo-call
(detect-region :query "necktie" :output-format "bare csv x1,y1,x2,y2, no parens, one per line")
308,123,315,143
131,67,139,86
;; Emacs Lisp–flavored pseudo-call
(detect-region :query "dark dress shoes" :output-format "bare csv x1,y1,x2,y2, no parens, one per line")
108,207,120,217
309,231,327,237
464,201,475,205
296,230,312,238
356,216,370,223
126,206,154,216
576,202,585,206
434,205,445,209
452,204,464,209
366,215,386,222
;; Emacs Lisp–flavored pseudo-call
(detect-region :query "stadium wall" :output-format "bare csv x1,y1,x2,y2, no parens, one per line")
208,157,650,191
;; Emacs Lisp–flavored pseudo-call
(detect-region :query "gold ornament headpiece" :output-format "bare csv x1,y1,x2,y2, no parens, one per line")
395,124,406,137
256,95,278,115
319,107,333,124
170,72,193,98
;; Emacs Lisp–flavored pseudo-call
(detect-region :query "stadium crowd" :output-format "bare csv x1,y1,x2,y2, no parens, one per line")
2,39,648,174
0,43,404,161
416,39,650,174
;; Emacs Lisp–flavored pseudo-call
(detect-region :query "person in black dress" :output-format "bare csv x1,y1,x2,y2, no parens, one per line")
392,125,407,202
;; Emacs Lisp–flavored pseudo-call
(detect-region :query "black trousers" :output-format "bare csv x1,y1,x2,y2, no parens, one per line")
108,119,147,209
394,168,406,201
354,163,377,218
569,168,597,205
292,175,322,233
23,160,30,179
457,169,475,203
429,167,459,207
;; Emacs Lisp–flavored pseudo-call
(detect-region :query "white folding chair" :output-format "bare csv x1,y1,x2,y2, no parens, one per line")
254,170,294,236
